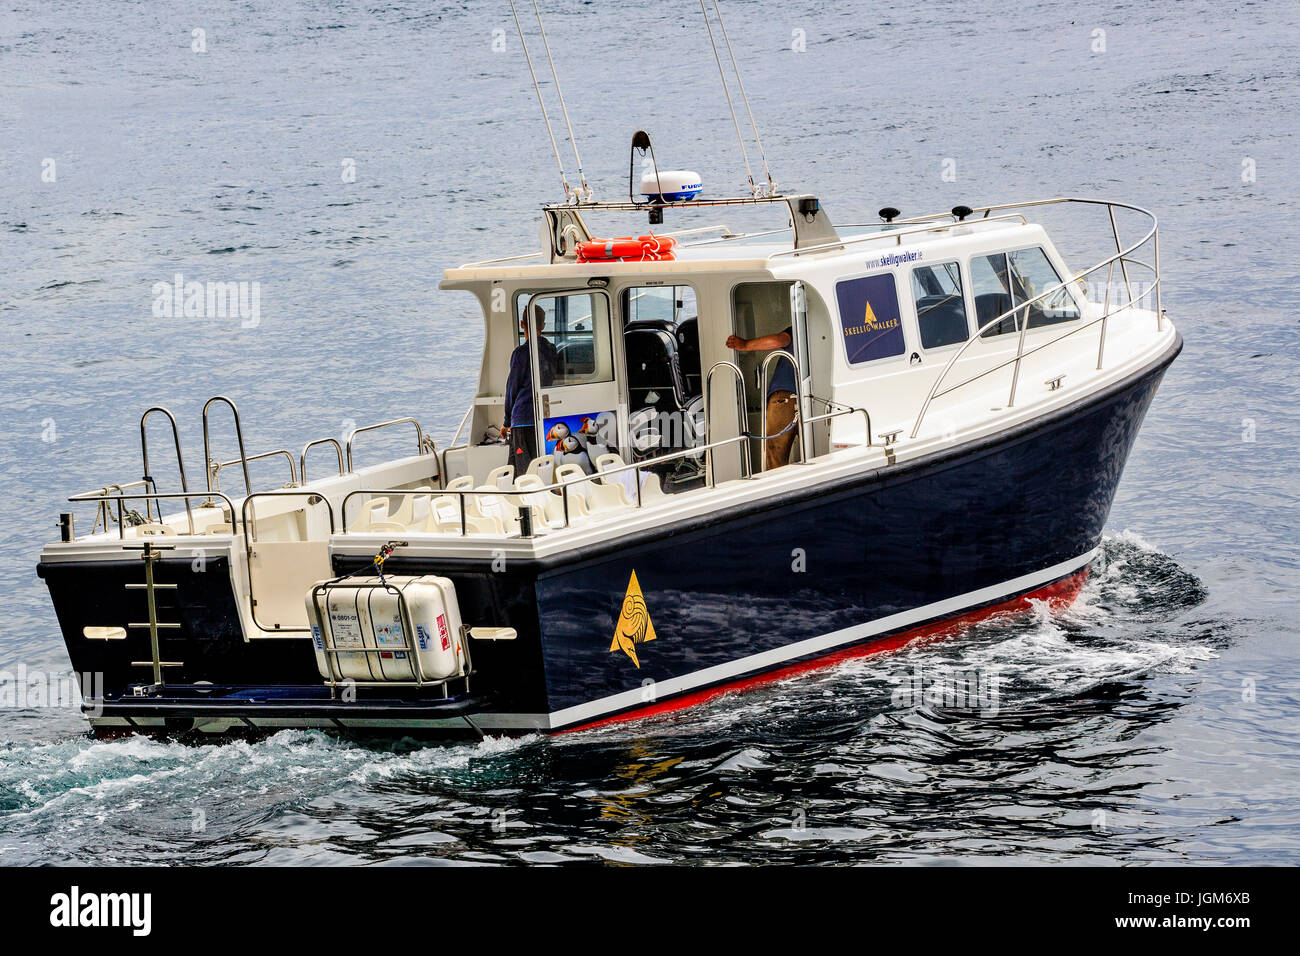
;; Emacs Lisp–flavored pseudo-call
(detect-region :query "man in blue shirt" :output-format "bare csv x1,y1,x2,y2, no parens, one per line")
503,306,558,474
726,326,799,470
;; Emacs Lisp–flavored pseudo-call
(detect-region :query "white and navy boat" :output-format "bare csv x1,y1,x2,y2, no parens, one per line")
36,183,1179,738
34,7,1180,739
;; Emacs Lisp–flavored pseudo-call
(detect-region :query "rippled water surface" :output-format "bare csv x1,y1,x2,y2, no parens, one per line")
1,0,1298,864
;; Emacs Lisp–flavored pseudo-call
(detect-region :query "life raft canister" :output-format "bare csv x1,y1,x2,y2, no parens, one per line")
575,234,677,263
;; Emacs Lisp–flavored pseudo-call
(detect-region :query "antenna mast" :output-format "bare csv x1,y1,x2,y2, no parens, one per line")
710,0,776,195
508,0,572,202
698,0,756,197
530,0,592,202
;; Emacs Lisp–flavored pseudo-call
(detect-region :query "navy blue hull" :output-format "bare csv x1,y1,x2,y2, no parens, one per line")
522,341,1177,723
40,337,1179,734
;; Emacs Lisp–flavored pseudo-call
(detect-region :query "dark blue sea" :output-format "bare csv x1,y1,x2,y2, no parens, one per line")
1,0,1297,864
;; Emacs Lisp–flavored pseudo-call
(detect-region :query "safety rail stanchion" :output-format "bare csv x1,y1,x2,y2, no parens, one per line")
202,396,253,500
139,406,192,531
68,490,240,540
758,351,807,470
704,361,750,486
336,407,873,539
299,437,345,484
345,417,427,473
210,448,298,490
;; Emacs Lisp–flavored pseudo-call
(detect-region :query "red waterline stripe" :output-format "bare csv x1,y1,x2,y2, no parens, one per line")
558,565,1091,735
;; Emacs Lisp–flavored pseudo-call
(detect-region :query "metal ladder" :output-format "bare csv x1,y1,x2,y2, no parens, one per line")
124,541,183,694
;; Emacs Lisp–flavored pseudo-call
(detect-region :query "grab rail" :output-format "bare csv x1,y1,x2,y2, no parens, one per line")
758,351,807,470
703,361,751,484
139,406,192,528
300,437,345,484
67,490,237,540
345,417,428,473
910,199,1162,439
202,396,253,500
339,401,870,536
210,448,298,489
768,213,1029,260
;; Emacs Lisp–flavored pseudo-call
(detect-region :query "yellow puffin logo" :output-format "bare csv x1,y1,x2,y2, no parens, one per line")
610,570,656,668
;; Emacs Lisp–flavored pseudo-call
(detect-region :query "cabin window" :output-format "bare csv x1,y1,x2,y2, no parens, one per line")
910,261,970,349
835,273,904,365
971,247,1081,337
1009,247,1081,328
624,284,697,326
516,291,614,385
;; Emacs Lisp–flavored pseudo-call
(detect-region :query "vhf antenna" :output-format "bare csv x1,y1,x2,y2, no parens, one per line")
530,0,592,202
710,0,775,196
509,0,572,202
508,0,592,204
699,0,776,197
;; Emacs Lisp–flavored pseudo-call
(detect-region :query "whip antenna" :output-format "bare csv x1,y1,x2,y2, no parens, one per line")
531,0,592,202
698,0,756,197
711,0,776,195
509,0,572,202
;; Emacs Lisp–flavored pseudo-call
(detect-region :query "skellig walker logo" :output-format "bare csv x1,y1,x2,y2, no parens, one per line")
610,570,656,668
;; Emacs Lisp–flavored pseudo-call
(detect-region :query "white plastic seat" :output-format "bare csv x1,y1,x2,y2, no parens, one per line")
351,497,405,534
470,484,520,534
425,495,503,535
130,522,176,537
390,486,434,528
512,474,564,528
525,454,556,485
595,453,666,504
485,464,516,490
555,463,628,515
443,474,475,493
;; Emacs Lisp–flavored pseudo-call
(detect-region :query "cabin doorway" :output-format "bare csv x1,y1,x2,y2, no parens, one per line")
730,280,812,471
520,289,623,475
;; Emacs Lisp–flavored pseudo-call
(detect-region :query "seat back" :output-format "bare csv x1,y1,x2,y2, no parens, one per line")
676,316,702,397
596,452,665,503
625,327,687,412
350,497,391,532
513,474,561,527
485,464,515,490
525,454,555,485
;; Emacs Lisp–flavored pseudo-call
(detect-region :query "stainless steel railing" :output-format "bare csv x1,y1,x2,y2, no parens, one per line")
339,400,871,536
67,490,238,540
345,417,431,473
910,198,1162,439
299,437,345,484
210,448,298,489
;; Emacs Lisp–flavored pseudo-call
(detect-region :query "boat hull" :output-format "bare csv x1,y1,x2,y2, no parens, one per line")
40,335,1180,737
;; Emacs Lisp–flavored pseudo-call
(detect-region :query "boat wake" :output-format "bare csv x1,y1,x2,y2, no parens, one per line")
0,532,1217,864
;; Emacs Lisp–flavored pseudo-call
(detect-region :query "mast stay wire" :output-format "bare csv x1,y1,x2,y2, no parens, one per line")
530,0,592,202
698,0,756,197
710,0,776,196
508,0,572,202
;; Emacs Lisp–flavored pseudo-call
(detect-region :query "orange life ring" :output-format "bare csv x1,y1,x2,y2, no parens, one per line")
576,234,677,263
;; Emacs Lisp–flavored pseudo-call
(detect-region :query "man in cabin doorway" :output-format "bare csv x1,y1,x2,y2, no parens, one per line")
503,305,558,474
726,327,798,470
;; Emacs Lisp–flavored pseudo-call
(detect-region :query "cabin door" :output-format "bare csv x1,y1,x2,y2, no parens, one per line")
523,289,624,475
791,281,814,455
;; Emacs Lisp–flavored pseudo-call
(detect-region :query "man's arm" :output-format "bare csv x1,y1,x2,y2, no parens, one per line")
726,331,792,352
